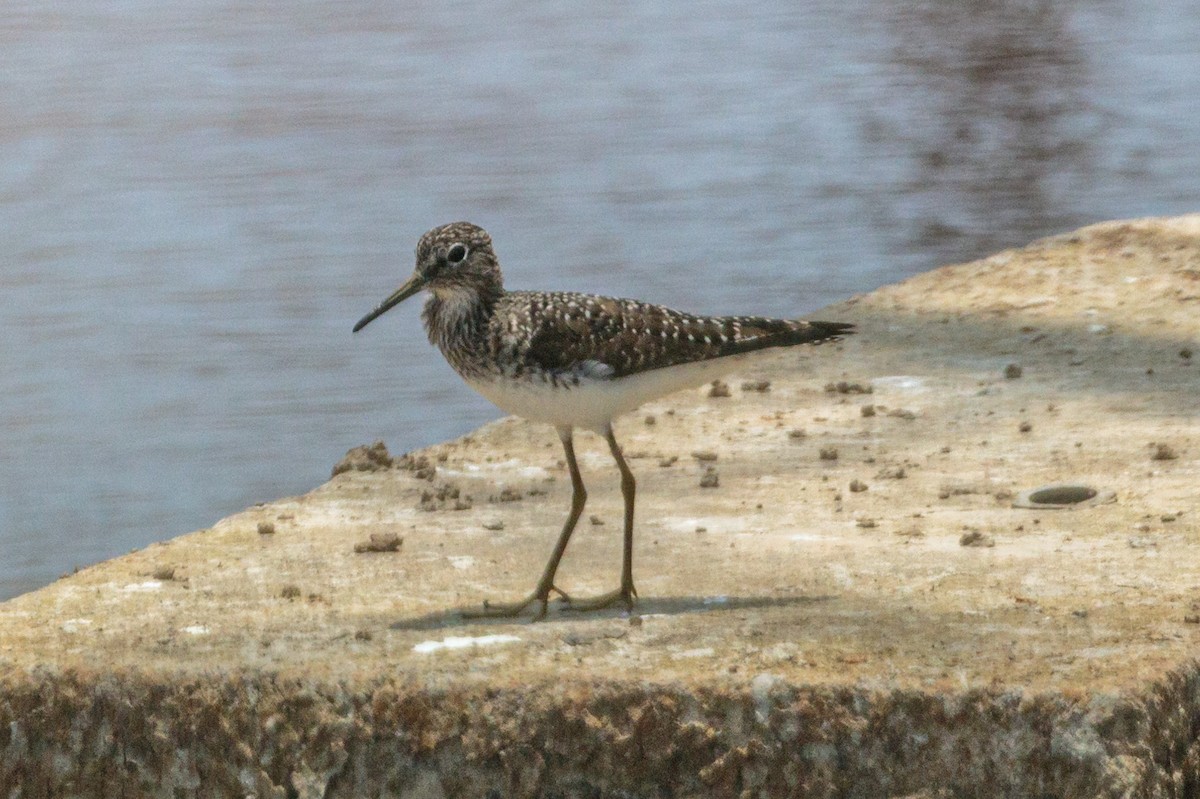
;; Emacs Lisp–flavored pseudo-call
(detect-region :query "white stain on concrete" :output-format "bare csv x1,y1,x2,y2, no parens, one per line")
412,634,521,654
121,581,163,592
871,375,927,392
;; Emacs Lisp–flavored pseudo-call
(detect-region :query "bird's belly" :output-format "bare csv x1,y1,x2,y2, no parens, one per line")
464,357,745,433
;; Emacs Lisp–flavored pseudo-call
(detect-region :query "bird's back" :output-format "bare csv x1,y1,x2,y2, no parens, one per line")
484,290,853,380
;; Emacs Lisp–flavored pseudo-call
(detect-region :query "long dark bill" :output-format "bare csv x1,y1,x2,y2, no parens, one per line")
352,273,426,332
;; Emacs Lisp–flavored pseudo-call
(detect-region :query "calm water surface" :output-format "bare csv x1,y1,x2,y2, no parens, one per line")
2,0,1198,599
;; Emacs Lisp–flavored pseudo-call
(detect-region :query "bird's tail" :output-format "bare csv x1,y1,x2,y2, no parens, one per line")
716,318,854,357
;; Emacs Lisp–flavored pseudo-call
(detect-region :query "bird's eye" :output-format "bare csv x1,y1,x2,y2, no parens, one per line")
446,243,468,264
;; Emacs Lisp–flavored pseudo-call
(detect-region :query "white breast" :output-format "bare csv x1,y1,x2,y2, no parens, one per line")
465,355,747,433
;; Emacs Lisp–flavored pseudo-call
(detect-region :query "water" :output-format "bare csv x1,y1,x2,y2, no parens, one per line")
2,0,1198,600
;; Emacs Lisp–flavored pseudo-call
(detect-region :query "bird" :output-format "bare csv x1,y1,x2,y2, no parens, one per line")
353,222,854,619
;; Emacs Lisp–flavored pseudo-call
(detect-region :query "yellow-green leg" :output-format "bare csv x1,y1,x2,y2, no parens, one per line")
562,424,638,613
462,426,584,621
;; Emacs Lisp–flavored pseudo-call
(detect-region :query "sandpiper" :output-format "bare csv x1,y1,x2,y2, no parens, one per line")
353,222,853,619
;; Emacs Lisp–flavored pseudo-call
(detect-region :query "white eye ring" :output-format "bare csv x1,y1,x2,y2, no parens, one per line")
446,243,469,264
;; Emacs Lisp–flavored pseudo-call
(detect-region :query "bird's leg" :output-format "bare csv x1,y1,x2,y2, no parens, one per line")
563,424,638,613
462,426,585,621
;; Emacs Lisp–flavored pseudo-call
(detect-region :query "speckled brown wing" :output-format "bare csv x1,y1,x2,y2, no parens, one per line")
508,292,853,379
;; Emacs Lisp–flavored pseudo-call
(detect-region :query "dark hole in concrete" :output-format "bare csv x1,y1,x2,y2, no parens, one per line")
1027,485,1097,505
1013,484,1114,510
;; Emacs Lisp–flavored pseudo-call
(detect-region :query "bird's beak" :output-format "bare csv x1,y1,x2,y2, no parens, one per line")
352,272,426,332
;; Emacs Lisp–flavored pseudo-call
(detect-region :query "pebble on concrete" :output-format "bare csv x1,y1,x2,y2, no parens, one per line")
331,440,394,476
353,533,403,553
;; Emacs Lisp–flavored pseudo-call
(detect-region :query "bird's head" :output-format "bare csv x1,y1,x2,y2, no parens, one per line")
353,221,500,332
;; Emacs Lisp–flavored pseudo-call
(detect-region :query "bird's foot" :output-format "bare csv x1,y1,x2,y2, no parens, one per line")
561,582,637,614
460,585,569,621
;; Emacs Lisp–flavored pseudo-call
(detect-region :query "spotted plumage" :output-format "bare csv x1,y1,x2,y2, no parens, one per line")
487,292,850,379
353,221,854,619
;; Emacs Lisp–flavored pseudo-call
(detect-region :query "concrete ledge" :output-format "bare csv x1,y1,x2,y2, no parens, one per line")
3,216,1199,797
4,666,1200,797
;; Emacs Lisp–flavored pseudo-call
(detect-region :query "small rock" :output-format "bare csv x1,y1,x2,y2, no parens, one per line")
420,484,471,511
849,479,868,493
959,530,995,547
354,629,373,641
331,440,394,477
887,408,917,420
692,450,718,462
788,428,807,440
1018,421,1033,433
397,453,437,481
281,584,301,600
707,380,731,398
354,532,403,553
658,456,679,467
482,521,505,531
1150,442,1179,461
824,381,873,394
490,487,523,503
1185,615,1200,624
699,467,720,488
875,466,906,479
740,379,771,393
589,515,605,526
819,447,838,461
1179,348,1192,361
151,565,176,581
257,521,276,536
860,404,876,418
856,518,877,529
1162,514,1178,523
1004,363,1023,379
644,414,656,426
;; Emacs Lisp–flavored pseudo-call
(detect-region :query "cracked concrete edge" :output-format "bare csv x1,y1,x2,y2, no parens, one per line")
3,663,1200,797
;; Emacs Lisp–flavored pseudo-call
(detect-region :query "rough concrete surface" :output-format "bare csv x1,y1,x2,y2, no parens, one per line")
2,216,1199,797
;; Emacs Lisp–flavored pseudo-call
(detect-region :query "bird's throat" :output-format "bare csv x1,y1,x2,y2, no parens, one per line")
422,285,495,357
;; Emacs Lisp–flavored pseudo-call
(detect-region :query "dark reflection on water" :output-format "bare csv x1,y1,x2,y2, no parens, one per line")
877,0,1100,263
1,0,1198,600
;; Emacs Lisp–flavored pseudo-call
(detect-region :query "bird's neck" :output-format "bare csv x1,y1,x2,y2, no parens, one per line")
421,282,502,356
